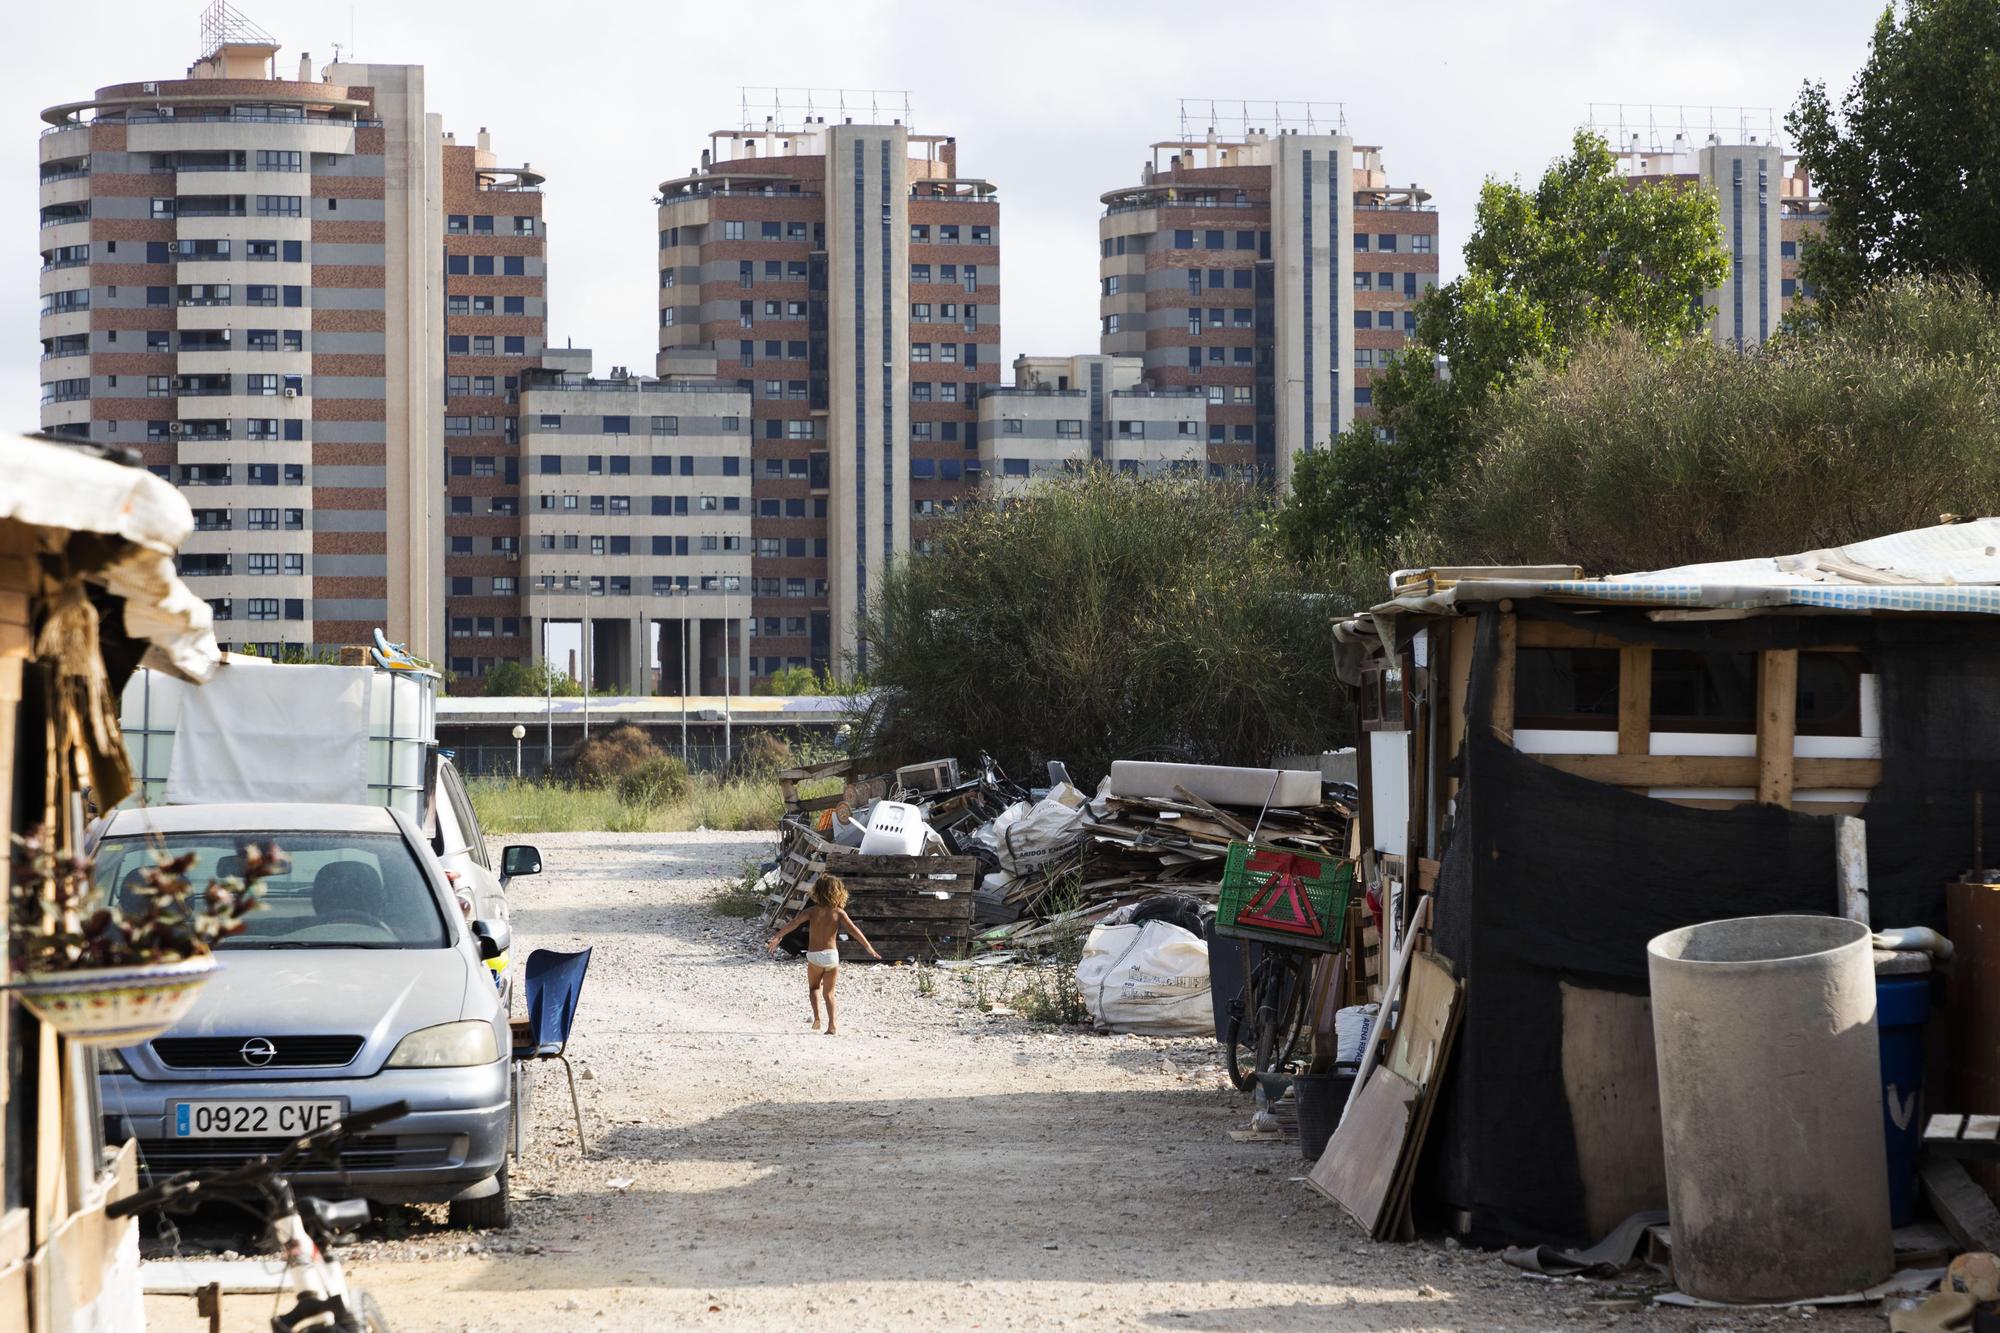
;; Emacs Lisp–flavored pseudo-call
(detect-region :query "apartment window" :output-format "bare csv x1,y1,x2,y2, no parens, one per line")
504,256,525,275
515,216,535,235
603,415,631,434
1174,229,1194,249
473,256,494,275
912,303,931,321
447,214,468,233
1118,421,1146,438
247,374,280,396
912,343,931,362
1002,418,1023,434
247,599,280,621
473,215,495,234
1056,420,1083,438
448,255,469,275
474,337,494,355
246,284,278,306
256,149,302,172
723,221,744,240
247,553,280,576
255,195,301,216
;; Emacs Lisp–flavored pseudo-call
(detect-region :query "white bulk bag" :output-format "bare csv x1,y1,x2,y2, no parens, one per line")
1076,920,1212,1036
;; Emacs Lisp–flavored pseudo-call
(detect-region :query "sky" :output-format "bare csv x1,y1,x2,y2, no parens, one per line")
9,0,1883,422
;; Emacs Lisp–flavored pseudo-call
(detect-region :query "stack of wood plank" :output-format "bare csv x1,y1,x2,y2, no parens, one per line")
765,823,979,962
1307,947,1464,1240
981,792,1353,938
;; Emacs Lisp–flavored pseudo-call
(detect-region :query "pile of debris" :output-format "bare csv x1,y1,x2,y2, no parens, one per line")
763,754,1352,960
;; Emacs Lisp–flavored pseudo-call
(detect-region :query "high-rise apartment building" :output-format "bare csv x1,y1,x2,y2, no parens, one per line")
1098,109,1438,489
1600,111,1824,346
657,105,999,675
438,134,549,679
518,358,753,695
36,7,546,665
977,354,1207,493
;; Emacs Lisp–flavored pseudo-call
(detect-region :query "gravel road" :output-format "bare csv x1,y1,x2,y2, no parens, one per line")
145,831,1878,1332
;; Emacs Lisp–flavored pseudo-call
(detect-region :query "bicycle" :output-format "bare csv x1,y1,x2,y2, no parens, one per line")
1224,942,1312,1092
109,1100,410,1332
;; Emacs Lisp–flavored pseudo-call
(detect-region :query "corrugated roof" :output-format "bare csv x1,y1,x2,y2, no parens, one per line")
1341,519,2000,634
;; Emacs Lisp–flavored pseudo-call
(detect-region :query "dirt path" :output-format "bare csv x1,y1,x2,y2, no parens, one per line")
145,831,1877,1331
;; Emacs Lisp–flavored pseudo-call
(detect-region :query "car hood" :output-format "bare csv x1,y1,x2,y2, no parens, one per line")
162,947,476,1047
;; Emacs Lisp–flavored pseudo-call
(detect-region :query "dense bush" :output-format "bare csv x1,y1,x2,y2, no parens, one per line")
857,469,1350,786
616,755,693,810
733,732,794,777
565,724,661,788
482,659,582,698
1425,277,2000,575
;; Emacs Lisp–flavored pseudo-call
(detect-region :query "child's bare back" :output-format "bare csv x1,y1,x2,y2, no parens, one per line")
765,876,880,1034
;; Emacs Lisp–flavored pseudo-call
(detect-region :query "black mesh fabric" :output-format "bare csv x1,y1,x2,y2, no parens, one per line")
1424,607,1998,1245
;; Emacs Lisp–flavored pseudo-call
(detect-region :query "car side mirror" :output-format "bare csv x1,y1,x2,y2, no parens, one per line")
501,844,541,878
472,918,512,962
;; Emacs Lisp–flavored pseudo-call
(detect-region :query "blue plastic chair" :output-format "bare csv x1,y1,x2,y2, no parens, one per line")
515,948,592,1156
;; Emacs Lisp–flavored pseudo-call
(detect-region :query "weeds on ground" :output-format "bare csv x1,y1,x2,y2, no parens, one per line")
468,775,784,834
1009,875,1092,1027
913,963,937,998
709,860,770,919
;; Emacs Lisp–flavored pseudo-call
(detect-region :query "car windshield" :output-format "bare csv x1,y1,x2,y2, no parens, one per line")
92,831,449,950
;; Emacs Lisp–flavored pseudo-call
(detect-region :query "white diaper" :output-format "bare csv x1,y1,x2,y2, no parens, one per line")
804,948,839,969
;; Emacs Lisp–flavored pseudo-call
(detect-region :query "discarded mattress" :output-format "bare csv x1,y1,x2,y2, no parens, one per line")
1108,760,1319,809
1076,919,1212,1036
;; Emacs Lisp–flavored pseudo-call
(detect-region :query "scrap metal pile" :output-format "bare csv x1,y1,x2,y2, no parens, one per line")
765,754,1353,958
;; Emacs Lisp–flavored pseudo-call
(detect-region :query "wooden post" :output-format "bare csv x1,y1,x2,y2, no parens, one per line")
1490,610,1517,741
1617,646,1652,756
1837,815,1870,927
1756,648,1799,808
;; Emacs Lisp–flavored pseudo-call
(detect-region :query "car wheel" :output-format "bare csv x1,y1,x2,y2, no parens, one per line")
447,1160,511,1230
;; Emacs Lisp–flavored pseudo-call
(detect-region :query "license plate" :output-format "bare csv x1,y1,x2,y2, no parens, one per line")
173,1100,344,1138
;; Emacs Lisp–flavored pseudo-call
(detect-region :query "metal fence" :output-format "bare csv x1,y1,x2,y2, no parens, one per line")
446,742,743,781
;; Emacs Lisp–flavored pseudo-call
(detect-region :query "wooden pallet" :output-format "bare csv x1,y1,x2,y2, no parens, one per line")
768,826,977,962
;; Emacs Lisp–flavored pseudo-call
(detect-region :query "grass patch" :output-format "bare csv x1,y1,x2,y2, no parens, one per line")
1008,876,1093,1027
710,861,770,919
469,774,784,835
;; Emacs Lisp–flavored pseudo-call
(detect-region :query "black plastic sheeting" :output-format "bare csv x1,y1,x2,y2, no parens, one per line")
1425,607,2000,1246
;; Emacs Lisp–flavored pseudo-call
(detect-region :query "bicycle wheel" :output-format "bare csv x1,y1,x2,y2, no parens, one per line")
1224,956,1270,1092
350,1290,391,1333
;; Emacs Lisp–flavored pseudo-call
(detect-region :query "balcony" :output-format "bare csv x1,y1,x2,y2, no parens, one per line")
126,111,380,128
980,386,1087,399
1111,388,1208,399
38,168,90,185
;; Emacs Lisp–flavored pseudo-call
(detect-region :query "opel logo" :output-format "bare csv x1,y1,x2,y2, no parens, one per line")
239,1037,277,1068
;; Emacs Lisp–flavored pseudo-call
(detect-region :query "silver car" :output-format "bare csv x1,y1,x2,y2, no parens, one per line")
91,802,533,1228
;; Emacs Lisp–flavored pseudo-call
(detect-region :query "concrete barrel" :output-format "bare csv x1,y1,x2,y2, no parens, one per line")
1647,915,1891,1303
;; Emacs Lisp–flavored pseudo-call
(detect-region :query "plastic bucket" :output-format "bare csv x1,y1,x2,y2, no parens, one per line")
1296,1070,1356,1162
1876,974,1931,1227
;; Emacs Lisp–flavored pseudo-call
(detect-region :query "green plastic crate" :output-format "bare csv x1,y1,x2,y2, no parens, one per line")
1215,842,1353,953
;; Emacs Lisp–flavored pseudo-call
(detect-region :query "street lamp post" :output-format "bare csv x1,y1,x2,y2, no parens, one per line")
511,723,526,777
722,579,733,768
581,582,592,742
539,576,553,770
678,586,691,766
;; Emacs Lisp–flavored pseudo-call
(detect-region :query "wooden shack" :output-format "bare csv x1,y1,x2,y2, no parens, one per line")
0,435,220,1329
1334,521,2000,1245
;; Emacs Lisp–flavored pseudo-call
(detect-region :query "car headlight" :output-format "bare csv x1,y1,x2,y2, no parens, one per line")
385,1020,498,1068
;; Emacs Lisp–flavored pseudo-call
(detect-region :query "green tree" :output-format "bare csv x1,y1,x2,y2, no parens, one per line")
1276,130,1728,564
1422,276,2000,575
1788,0,2000,310
859,469,1349,785
482,658,583,698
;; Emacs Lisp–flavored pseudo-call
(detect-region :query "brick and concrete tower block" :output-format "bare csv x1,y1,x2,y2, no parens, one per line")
1098,106,1437,491
656,99,999,678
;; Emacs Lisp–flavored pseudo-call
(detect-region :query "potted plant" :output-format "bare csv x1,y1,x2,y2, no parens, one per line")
6,831,276,1045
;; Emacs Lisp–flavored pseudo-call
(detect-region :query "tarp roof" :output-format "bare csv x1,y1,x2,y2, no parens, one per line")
1338,519,2000,644
0,435,218,681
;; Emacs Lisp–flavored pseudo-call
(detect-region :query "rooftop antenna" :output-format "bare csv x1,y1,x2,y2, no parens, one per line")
197,0,278,61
